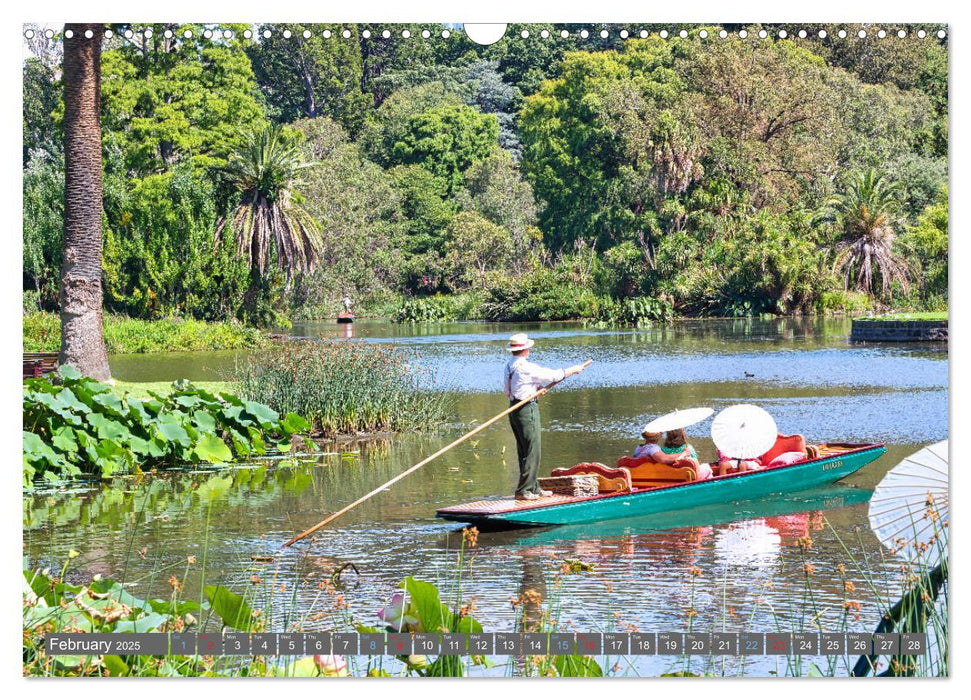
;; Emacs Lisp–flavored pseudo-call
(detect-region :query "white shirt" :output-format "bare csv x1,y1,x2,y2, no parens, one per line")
504,356,566,401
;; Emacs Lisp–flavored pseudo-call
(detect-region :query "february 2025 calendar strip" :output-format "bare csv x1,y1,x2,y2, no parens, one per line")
46,632,928,657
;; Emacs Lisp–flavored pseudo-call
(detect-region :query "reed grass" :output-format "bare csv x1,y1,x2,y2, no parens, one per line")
235,340,454,436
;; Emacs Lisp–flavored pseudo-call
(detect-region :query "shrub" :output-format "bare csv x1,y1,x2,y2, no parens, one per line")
390,293,482,323
816,290,874,314
235,341,454,436
23,289,42,314
22,368,307,484
597,296,674,327
480,270,603,321
22,311,60,352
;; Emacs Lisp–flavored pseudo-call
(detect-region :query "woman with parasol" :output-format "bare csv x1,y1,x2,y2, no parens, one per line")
637,408,713,480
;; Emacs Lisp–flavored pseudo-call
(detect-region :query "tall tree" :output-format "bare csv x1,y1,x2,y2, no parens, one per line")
100,23,267,174
825,169,911,299
59,23,111,380
215,126,322,295
247,24,370,133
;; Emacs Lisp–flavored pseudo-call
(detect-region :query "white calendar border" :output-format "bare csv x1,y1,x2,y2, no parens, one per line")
2,1,961,696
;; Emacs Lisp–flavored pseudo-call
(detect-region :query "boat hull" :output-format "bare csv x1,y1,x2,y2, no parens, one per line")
436,444,885,528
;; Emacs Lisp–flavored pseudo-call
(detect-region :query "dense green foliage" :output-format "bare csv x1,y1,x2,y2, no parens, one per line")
390,294,482,322
23,24,948,322
235,341,454,435
23,368,308,484
23,312,265,354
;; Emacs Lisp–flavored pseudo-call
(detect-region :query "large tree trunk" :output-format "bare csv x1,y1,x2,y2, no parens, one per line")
59,23,111,381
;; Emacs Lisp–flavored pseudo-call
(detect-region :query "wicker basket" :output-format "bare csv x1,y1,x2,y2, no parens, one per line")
538,474,599,497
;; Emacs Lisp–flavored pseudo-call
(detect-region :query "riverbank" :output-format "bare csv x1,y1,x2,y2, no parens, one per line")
851,312,948,342
23,312,266,354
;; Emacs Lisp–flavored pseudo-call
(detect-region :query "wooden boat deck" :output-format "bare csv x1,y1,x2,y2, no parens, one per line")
437,493,592,515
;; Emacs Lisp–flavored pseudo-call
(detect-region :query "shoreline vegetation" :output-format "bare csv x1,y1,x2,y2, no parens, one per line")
22,369,309,485
23,311,266,354
236,340,454,437
22,304,947,363
23,338,453,485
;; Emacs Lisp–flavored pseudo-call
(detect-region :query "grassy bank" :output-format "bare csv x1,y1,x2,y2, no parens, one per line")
23,312,266,354
862,311,948,321
387,291,675,326
113,380,234,399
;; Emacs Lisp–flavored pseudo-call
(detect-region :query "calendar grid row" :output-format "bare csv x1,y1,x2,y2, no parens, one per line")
46,632,928,657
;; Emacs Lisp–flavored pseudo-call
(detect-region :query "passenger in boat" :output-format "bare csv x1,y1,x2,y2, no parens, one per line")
634,431,691,464
715,449,762,476
663,428,713,480
633,430,712,480
504,333,587,501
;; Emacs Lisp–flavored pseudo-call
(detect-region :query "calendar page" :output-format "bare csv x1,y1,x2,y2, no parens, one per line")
21,19,948,679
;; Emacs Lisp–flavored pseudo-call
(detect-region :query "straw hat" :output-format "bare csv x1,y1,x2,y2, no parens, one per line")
507,333,535,352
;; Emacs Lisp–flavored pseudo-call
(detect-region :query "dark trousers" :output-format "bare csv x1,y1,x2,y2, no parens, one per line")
509,400,542,496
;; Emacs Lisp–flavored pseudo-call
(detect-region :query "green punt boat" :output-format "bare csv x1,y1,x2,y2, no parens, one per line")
436,443,885,529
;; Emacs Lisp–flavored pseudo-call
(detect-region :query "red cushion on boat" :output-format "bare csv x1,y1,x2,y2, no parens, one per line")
617,455,654,468
760,434,807,464
767,451,806,467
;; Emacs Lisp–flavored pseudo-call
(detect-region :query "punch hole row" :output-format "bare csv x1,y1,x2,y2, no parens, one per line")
26,26,948,41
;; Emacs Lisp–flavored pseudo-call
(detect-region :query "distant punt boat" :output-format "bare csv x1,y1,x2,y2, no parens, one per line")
436,443,885,529
336,313,355,324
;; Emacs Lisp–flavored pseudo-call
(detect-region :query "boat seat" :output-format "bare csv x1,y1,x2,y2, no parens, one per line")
551,463,633,493
616,456,697,488
760,434,808,464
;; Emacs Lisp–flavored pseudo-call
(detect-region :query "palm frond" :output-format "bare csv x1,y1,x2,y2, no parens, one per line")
214,126,322,282
826,169,910,299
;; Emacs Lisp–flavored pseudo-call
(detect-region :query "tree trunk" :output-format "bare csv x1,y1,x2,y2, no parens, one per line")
59,23,111,381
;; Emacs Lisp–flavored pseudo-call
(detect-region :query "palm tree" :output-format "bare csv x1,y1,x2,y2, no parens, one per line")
825,169,911,300
59,23,111,381
214,127,322,290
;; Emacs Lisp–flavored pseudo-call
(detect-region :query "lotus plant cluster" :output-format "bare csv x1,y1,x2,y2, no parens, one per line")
23,368,310,484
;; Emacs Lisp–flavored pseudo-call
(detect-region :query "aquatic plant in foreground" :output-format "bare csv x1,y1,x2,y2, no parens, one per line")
23,368,309,484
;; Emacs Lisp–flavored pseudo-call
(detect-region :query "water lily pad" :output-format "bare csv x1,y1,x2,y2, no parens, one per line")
193,434,232,464
204,585,255,631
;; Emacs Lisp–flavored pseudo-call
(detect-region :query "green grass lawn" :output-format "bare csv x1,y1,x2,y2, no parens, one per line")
863,311,948,321
112,380,234,399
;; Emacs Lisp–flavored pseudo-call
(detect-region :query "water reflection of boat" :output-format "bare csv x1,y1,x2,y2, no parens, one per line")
437,443,884,529
506,485,872,545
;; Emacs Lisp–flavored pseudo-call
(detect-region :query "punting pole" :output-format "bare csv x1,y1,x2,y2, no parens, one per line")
281,359,593,547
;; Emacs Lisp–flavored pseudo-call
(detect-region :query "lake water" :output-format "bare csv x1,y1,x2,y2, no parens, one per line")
25,317,948,676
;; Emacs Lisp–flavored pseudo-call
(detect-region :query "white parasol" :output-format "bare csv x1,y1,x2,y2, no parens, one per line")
868,440,948,562
642,407,713,433
710,404,778,459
